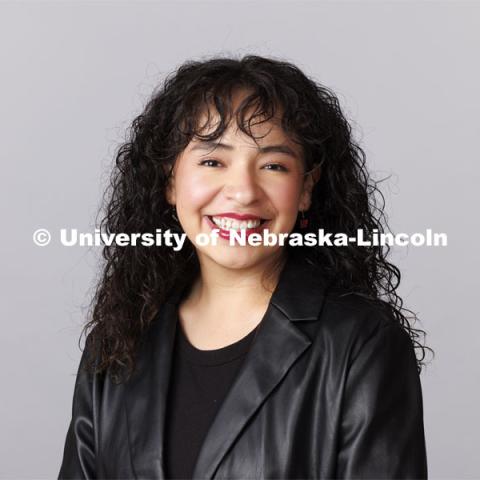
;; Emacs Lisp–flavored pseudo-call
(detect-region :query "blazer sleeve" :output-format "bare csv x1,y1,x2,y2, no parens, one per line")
58,335,98,479
336,320,428,479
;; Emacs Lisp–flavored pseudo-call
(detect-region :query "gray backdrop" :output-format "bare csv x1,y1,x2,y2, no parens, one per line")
1,1,479,478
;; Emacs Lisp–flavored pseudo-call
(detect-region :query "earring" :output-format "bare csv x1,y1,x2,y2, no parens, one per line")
171,205,179,223
299,210,309,229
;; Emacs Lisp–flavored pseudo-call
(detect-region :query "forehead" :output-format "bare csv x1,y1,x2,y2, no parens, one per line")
185,128,303,167
188,105,302,156
190,122,294,148
203,86,293,129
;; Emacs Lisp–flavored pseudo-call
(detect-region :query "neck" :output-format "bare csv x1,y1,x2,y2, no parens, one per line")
189,249,288,315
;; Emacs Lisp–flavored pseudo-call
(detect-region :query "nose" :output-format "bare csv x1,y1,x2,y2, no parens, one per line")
223,164,262,205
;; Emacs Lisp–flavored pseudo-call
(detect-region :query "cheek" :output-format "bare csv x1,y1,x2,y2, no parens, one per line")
265,180,303,216
175,168,216,211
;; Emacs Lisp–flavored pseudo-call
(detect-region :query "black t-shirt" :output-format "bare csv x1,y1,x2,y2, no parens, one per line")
164,312,258,479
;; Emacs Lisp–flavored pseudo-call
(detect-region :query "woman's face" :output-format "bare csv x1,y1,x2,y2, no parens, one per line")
166,95,316,272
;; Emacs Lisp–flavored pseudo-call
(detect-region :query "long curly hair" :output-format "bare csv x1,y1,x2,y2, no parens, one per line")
82,54,432,382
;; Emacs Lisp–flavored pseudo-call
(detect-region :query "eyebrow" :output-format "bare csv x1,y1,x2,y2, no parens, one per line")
189,140,299,159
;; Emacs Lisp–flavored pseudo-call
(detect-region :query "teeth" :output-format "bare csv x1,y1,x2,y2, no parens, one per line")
211,216,262,230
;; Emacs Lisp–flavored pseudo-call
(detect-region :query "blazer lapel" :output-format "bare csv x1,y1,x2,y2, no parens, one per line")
123,300,178,479
191,251,329,479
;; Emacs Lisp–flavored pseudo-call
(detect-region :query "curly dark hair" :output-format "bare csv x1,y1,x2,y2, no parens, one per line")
82,54,432,382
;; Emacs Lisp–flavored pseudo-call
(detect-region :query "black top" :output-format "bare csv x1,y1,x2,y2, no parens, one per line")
164,313,258,479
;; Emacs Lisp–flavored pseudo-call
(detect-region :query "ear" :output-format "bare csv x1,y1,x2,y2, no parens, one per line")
163,163,176,206
299,163,321,211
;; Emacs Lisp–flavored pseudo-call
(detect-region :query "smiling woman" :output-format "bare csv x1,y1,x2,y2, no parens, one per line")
58,55,430,479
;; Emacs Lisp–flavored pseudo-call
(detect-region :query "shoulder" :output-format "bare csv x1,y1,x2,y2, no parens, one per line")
303,286,413,366
322,287,396,331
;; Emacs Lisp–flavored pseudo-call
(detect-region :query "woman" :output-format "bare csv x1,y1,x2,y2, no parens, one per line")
58,55,430,479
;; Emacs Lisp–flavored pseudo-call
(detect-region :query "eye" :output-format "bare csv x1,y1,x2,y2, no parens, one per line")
262,163,289,172
198,159,223,167
198,159,288,172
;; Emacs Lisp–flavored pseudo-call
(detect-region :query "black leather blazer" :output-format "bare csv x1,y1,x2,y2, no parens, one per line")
58,252,428,479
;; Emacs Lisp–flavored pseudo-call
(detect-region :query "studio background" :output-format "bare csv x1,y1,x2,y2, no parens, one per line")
1,1,478,478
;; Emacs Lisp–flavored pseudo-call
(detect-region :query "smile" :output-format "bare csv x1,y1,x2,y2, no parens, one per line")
210,216,267,230
205,215,269,240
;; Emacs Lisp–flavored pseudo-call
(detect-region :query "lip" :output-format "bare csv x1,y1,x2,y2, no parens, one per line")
205,215,269,241
210,212,267,221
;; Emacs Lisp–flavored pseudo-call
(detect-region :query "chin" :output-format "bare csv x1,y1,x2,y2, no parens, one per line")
202,247,272,270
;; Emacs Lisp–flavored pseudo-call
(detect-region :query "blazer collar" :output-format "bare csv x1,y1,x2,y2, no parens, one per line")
124,250,329,479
